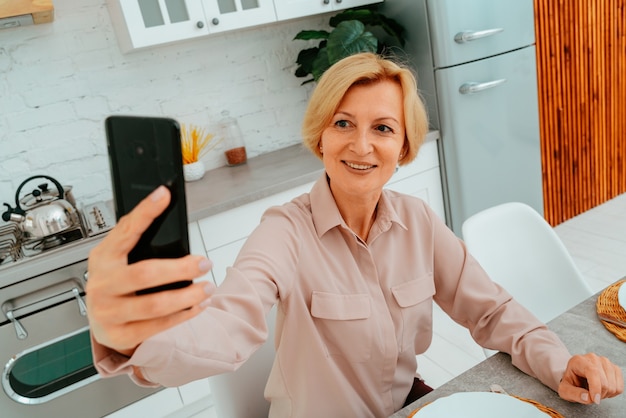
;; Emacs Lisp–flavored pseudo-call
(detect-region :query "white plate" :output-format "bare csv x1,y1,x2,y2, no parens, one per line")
618,282,626,311
412,392,549,418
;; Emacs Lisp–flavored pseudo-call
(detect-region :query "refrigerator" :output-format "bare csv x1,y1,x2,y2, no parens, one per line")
382,0,544,236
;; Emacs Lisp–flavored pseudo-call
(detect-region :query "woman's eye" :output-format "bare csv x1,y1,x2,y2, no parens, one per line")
335,120,350,128
376,124,392,133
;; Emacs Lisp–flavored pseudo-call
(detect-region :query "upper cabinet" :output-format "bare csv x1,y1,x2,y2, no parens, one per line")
202,0,276,34
107,0,383,52
107,0,209,52
274,0,382,21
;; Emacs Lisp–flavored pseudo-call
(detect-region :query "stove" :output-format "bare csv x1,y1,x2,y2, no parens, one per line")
0,198,162,417
0,200,116,273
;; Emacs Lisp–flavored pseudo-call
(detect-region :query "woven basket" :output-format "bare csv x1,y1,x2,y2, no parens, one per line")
407,394,564,418
596,279,626,342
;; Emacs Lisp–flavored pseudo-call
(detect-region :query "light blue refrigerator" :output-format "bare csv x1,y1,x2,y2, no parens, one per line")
383,0,544,236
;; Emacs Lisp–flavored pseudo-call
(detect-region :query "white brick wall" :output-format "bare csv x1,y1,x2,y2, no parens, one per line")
0,0,327,207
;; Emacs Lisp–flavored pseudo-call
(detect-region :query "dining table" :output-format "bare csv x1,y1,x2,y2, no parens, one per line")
390,280,626,417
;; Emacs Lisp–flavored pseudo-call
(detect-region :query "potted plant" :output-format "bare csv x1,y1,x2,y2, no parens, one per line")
293,5,407,84
180,124,221,181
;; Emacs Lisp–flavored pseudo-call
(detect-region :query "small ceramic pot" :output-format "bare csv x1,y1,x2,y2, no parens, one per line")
183,161,205,182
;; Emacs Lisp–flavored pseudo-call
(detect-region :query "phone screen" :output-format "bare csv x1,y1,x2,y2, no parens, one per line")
105,115,191,294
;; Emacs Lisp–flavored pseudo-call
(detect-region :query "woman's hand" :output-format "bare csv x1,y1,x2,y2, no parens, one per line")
558,353,624,404
86,186,215,356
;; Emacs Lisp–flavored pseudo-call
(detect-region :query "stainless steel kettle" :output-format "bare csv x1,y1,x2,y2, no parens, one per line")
2,175,80,240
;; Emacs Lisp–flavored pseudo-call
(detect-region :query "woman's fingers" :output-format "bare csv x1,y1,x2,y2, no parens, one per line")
90,255,212,296
559,353,624,404
85,185,217,353
93,186,170,260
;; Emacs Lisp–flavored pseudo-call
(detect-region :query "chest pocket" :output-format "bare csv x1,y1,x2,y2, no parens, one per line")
391,274,435,352
311,292,372,362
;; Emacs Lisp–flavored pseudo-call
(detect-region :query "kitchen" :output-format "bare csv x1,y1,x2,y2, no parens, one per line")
1,0,625,417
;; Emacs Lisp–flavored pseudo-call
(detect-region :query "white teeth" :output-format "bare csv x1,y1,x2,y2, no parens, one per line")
345,161,374,170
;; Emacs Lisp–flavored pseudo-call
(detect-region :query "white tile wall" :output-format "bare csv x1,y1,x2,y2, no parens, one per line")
0,0,327,206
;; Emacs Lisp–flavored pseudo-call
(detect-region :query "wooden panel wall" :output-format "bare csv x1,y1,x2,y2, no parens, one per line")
534,0,626,226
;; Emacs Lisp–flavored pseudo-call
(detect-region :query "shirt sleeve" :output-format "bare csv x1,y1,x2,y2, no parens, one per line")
426,205,570,392
90,203,301,387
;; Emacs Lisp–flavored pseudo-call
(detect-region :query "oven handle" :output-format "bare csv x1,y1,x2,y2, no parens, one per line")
3,283,87,340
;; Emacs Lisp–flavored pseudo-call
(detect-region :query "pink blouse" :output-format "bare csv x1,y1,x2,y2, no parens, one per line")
93,175,571,417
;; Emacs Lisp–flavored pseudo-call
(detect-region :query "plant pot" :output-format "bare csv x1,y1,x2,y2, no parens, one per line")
183,161,205,182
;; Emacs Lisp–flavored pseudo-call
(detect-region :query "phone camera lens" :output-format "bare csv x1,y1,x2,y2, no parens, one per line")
135,145,144,156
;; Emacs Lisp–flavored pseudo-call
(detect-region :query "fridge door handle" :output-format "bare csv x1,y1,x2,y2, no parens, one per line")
454,28,504,43
459,79,507,95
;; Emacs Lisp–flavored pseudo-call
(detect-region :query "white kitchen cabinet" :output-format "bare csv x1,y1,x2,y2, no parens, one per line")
201,0,276,34
385,139,446,221
274,0,382,21
108,0,385,52
198,181,314,284
107,0,210,52
105,387,183,417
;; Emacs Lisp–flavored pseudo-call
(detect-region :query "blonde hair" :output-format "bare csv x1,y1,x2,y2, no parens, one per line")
301,52,428,165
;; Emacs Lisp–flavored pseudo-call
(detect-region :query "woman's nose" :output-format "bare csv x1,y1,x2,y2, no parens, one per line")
350,129,373,155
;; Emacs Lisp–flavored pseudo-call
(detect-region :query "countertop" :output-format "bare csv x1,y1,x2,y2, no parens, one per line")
185,130,439,222
390,286,626,417
1,131,438,286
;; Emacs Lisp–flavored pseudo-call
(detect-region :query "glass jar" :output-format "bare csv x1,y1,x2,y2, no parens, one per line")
219,110,247,166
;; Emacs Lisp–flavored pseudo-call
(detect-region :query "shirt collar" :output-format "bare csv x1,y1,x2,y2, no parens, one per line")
309,174,408,240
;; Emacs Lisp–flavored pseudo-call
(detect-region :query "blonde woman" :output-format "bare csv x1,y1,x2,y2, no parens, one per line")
87,53,622,417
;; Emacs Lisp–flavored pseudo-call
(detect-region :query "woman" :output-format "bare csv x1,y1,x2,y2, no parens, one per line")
87,53,622,417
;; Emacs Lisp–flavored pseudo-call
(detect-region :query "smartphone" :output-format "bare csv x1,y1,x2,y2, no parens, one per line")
105,115,192,295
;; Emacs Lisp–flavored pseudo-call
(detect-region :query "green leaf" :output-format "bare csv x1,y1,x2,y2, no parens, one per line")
329,8,406,46
311,46,331,82
293,30,330,41
326,21,378,65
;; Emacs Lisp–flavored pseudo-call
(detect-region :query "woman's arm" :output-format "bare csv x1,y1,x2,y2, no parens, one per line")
86,186,215,358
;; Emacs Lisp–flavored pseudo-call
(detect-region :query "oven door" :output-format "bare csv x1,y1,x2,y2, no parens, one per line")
1,276,160,417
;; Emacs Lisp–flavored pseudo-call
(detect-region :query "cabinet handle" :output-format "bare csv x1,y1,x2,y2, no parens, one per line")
336,0,343,3
323,0,330,4
459,79,507,95
454,28,504,43
196,21,204,29
212,18,219,25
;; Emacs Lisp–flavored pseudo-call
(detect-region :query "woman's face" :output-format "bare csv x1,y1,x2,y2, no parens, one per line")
320,79,406,203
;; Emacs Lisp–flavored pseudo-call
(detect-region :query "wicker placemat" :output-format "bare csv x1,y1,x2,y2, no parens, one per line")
407,394,565,418
596,279,626,342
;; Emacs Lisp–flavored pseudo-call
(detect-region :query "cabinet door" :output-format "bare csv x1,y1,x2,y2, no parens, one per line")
110,0,209,51
202,0,276,33
333,0,383,12
385,139,446,221
386,167,445,222
275,0,382,21
207,238,246,285
105,388,182,417
274,0,330,20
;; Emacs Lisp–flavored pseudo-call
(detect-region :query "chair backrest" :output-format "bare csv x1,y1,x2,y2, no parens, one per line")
209,307,276,418
461,202,593,355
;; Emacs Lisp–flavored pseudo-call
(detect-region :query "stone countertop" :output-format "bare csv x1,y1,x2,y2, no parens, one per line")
185,143,323,222
185,130,439,222
389,284,626,417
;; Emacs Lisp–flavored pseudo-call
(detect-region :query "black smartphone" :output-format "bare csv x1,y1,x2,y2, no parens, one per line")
105,115,192,295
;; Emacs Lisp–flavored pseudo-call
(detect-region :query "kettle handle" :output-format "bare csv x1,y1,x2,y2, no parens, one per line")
14,175,65,212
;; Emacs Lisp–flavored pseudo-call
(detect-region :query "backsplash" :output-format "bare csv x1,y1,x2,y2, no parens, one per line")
0,0,325,207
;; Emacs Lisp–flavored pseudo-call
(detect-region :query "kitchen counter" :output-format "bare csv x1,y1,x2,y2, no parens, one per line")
185,143,323,222
185,130,439,222
1,131,438,286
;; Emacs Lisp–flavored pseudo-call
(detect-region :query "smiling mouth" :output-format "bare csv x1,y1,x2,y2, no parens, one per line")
344,161,376,170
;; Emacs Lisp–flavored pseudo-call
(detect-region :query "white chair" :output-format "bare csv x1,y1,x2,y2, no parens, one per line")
461,202,593,358
209,307,276,418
